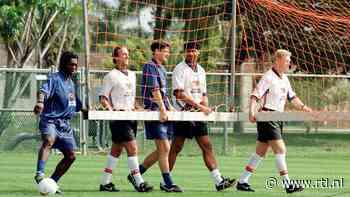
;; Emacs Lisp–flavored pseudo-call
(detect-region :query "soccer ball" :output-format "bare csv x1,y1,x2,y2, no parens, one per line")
37,178,58,195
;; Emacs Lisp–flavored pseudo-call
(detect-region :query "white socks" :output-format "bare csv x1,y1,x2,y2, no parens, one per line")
211,169,223,185
275,154,287,172
100,154,145,187
239,153,263,184
101,154,119,185
275,153,290,187
127,156,144,186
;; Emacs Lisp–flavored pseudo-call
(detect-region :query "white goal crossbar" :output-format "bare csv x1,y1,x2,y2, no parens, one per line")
88,111,350,122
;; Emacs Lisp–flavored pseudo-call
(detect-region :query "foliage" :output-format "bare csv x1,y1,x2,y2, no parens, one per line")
0,5,22,41
0,0,74,43
0,0,82,137
102,38,152,70
321,79,350,109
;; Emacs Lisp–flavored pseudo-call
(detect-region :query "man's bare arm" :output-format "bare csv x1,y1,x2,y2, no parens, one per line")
100,96,113,111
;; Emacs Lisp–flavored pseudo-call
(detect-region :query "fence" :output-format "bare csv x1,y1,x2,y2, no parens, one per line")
0,68,349,154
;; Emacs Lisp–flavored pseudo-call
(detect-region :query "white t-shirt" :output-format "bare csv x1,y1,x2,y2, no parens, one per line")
251,68,296,112
172,61,207,110
99,69,136,110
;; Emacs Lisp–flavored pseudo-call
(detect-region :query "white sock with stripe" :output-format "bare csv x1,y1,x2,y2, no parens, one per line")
275,153,290,188
239,153,263,184
100,154,119,185
128,156,144,186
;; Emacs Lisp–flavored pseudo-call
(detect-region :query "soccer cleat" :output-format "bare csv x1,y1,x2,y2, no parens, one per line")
55,188,63,195
34,174,44,184
215,177,236,191
236,182,255,192
136,182,153,192
127,174,137,190
160,183,183,192
99,182,120,192
285,184,304,194
127,174,153,192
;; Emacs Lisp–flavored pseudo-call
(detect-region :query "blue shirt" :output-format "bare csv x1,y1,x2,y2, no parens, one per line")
40,71,82,120
141,59,170,111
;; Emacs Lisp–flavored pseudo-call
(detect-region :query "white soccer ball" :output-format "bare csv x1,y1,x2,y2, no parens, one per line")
37,178,58,195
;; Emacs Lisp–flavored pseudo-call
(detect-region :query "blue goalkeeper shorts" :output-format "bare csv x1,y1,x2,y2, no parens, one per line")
39,118,77,151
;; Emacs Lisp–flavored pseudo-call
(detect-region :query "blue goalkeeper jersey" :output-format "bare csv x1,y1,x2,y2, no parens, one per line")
40,71,82,120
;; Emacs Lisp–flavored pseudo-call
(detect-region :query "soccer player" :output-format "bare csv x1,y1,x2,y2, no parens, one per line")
170,41,235,191
98,46,153,192
33,51,83,194
140,40,183,192
236,49,312,193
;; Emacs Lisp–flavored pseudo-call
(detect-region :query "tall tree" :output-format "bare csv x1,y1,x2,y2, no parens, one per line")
0,0,82,137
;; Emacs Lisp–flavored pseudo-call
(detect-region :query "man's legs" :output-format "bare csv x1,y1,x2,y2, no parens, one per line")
35,135,55,183
100,142,123,192
50,149,76,183
237,141,269,192
195,135,217,170
268,139,303,193
196,135,235,191
154,139,172,186
138,150,158,175
124,140,153,192
268,139,287,182
142,121,182,192
168,137,186,171
154,138,182,192
124,140,142,185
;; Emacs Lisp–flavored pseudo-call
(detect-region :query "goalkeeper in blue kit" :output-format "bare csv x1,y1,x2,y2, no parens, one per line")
33,51,85,194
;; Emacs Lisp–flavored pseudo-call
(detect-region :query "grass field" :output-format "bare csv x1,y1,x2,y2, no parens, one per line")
0,133,349,197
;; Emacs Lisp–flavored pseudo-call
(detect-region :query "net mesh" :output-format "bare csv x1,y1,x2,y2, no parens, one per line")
236,0,350,112
89,0,233,111
86,0,235,154
88,0,350,113
3,1,350,154
237,0,350,73
85,0,350,136
83,1,350,155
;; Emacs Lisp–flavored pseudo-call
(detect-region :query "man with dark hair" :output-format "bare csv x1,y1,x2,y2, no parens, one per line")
138,40,183,192
98,46,153,192
33,51,83,194
170,41,235,191
150,41,171,52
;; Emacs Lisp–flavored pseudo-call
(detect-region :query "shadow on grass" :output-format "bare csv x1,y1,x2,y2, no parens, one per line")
231,133,350,147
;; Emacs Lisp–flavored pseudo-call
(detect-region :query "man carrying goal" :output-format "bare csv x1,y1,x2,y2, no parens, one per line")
140,41,183,192
170,41,235,191
236,49,312,193
98,46,153,192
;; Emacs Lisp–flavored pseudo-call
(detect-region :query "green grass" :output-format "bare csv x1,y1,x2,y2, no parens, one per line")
0,133,350,197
